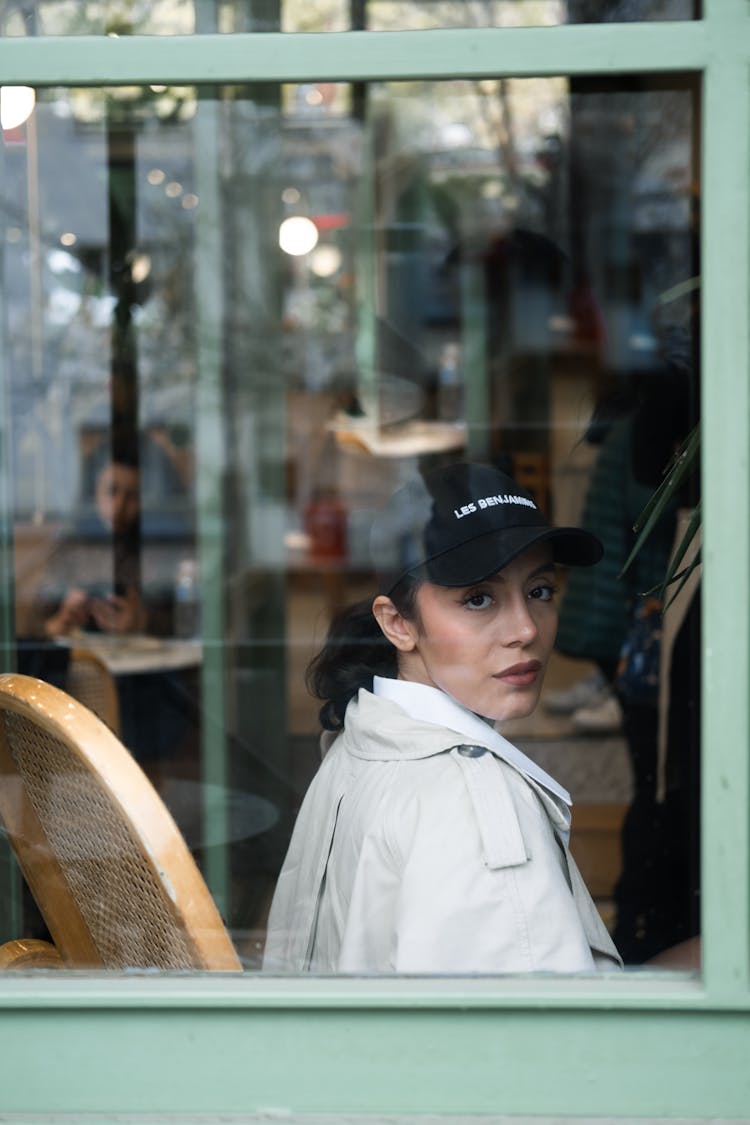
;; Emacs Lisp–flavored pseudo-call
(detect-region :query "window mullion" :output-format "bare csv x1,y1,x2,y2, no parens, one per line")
700,2,750,999
0,22,710,88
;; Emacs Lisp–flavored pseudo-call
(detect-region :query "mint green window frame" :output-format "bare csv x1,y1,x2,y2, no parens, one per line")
0,2,749,1118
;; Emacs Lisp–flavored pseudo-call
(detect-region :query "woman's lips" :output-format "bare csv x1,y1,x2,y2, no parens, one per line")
494,660,542,686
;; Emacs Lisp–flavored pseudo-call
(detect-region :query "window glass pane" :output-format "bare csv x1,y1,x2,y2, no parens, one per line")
363,0,698,32
0,72,700,974
1,0,196,36
0,0,699,37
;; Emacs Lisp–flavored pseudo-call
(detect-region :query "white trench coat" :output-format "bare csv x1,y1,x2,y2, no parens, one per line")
263,678,623,974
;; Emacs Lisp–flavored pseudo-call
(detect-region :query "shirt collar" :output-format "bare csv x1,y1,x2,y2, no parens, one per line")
373,675,571,806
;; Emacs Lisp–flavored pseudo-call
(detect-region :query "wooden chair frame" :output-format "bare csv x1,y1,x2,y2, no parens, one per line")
0,673,241,971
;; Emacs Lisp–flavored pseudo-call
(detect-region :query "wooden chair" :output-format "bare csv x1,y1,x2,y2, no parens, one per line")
0,673,241,971
67,647,121,735
0,938,64,970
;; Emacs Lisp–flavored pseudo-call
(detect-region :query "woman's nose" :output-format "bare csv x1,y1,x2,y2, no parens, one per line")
504,596,538,645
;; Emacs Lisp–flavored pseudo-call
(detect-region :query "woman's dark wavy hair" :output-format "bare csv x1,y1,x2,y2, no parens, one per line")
306,576,420,732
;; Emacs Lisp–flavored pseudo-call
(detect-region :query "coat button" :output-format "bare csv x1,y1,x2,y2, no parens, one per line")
457,744,486,757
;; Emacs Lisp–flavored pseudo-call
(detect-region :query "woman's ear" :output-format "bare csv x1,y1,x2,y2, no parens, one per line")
372,595,418,652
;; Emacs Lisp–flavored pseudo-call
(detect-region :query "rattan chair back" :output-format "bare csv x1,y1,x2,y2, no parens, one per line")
0,673,241,971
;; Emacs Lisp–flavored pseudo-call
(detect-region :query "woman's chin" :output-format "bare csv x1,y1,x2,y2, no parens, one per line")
488,691,541,726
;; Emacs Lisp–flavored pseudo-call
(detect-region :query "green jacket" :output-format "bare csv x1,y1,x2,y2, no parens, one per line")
556,417,675,665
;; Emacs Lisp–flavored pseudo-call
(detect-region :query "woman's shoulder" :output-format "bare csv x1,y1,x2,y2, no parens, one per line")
341,688,477,766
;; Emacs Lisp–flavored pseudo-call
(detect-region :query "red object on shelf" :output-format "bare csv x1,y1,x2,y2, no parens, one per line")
304,496,348,563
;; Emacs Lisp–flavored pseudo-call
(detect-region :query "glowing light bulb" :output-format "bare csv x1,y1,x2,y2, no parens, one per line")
1,86,36,130
279,216,319,257
309,245,342,278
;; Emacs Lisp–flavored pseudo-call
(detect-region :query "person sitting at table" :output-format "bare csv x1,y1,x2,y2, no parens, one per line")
33,439,178,641
27,437,195,774
41,445,146,638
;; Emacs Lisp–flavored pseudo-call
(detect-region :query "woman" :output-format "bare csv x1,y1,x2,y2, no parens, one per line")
264,461,622,974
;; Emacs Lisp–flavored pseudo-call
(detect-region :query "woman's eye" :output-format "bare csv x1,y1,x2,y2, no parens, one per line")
464,592,492,610
529,583,556,602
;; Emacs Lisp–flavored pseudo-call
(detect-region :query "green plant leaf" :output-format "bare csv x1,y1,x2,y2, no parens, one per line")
662,501,702,590
620,425,700,579
664,550,702,609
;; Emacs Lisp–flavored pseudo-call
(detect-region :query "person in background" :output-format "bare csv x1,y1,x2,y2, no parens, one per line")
41,447,148,638
28,435,191,773
545,337,697,963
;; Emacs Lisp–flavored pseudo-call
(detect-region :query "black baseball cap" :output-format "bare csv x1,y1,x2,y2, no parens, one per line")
370,461,602,593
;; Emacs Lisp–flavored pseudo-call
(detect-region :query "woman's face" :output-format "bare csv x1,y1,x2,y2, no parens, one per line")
398,544,559,723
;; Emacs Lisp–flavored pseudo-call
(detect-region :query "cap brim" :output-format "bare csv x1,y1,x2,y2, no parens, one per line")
411,525,603,587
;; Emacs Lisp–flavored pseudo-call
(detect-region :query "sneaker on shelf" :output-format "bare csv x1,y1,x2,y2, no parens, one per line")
570,690,624,734
542,670,607,715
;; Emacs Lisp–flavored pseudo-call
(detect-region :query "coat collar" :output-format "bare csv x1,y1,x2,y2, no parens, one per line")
340,677,571,807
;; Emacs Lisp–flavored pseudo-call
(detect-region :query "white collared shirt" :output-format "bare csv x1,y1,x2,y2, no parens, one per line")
373,674,571,805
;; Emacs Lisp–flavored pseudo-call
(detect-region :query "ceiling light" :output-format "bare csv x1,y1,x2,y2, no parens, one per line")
279,216,319,257
1,86,36,131
309,245,342,278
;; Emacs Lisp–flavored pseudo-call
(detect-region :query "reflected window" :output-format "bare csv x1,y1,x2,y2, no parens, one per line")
0,70,700,972
0,0,699,37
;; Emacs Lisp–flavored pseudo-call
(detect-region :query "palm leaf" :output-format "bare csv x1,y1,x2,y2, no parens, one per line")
662,501,702,589
620,425,700,583
663,550,702,609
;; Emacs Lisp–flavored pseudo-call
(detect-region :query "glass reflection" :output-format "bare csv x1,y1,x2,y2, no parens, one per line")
365,0,697,31
0,0,698,38
0,71,699,970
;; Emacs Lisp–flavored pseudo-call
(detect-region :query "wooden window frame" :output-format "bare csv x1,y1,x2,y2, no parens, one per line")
0,1,748,1117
